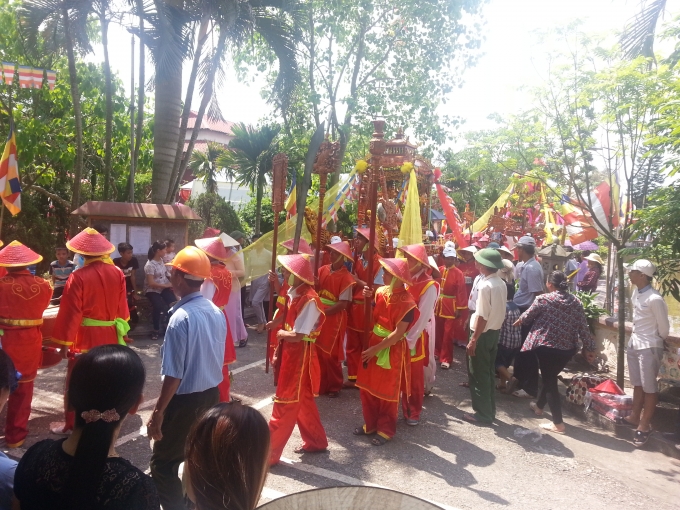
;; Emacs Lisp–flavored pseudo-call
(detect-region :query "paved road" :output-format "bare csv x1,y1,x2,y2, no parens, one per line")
4,328,679,509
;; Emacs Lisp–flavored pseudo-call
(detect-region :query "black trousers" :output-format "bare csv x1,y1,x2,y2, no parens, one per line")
513,306,539,397
150,386,219,510
146,288,176,331
535,346,576,425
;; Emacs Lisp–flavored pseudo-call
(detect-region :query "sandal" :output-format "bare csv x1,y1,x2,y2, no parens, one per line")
530,402,544,416
632,429,652,447
150,331,159,341
293,445,328,454
539,422,565,434
327,391,339,398
512,389,533,399
371,436,388,446
353,426,374,436
462,413,487,425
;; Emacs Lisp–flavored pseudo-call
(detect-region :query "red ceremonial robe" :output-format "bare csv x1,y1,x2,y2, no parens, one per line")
268,280,289,366
356,286,418,439
435,264,466,364
454,259,478,345
316,264,355,394
0,270,52,447
269,284,327,465
345,252,380,382
208,263,236,402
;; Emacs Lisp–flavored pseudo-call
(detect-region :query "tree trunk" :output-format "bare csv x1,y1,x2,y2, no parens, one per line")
100,12,113,201
616,249,626,388
255,173,264,235
133,1,145,175
63,6,84,235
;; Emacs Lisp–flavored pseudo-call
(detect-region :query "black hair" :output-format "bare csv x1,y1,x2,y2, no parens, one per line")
92,224,109,235
548,270,569,292
65,345,145,509
519,244,535,256
178,270,203,289
0,349,18,394
55,246,68,252
582,250,592,257
164,239,175,247
118,242,133,254
506,282,515,301
148,240,166,260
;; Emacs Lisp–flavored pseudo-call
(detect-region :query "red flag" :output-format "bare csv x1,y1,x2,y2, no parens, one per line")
434,169,467,247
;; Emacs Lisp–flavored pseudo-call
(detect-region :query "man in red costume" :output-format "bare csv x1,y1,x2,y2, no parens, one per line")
316,241,355,397
436,241,467,370
0,241,52,447
266,253,327,466
195,236,237,402
50,227,129,434
455,245,479,347
0,240,5,278
398,243,439,426
355,258,418,445
345,228,381,388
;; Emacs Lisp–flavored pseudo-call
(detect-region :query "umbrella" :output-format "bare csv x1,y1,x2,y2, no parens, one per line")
574,240,598,251
429,209,445,221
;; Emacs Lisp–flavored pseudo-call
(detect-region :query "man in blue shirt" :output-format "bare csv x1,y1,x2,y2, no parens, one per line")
147,246,226,510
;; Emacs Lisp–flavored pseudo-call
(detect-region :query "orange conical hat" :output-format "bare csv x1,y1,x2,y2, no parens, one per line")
277,254,314,285
326,241,353,261
379,258,413,286
279,238,313,255
195,237,229,262
66,227,114,256
0,240,43,267
398,243,429,268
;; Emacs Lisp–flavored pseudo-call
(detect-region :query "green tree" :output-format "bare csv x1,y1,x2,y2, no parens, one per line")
186,193,244,242
188,142,227,195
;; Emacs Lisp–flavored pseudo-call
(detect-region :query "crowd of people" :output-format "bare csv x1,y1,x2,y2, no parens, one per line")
0,223,674,508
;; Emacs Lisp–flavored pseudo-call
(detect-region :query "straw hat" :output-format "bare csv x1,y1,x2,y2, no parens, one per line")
327,241,353,262
379,258,413,286
498,245,514,258
195,237,230,262
277,254,314,285
66,227,114,256
458,245,478,255
279,238,313,255
356,227,381,252
219,232,240,248
0,241,43,267
585,253,604,266
398,243,429,268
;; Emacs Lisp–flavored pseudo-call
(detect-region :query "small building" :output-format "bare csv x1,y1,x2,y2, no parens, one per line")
71,201,201,288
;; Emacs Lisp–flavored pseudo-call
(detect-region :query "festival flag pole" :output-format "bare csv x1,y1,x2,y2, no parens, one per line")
312,137,340,282
266,153,288,374
363,118,386,368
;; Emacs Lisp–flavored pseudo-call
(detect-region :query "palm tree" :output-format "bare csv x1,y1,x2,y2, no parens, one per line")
188,142,226,195
20,0,92,234
217,123,280,235
620,0,667,60
93,0,114,200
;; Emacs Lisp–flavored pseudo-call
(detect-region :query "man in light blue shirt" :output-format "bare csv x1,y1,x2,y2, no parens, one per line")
147,247,226,510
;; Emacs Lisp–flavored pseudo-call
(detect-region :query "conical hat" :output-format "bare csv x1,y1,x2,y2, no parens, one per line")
590,379,624,395
279,238,313,255
398,243,429,268
0,241,43,267
0,240,3,248
202,227,221,238
327,241,353,261
195,237,229,262
277,254,314,285
66,228,114,256
379,258,413,286
219,232,240,248
356,228,381,252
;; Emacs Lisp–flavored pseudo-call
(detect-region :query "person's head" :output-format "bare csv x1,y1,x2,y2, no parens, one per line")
442,241,457,268
327,241,352,270
473,248,504,276
118,242,133,262
355,231,368,253
165,239,175,253
185,403,270,510
546,270,569,293
167,246,211,296
0,349,18,414
398,244,429,274
229,231,246,246
92,224,109,240
148,240,167,261
515,236,536,262
0,240,43,273
459,246,476,262
584,253,604,272
55,246,69,263
506,281,516,302
277,254,314,288
582,250,592,258
627,259,656,289
66,345,145,507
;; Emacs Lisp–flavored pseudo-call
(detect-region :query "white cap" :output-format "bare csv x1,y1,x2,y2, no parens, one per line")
330,235,342,244
442,241,457,258
426,230,434,237
516,235,536,247
459,245,478,254
627,259,656,278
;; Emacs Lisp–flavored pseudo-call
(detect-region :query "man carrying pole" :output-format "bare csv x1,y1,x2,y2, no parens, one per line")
436,241,467,369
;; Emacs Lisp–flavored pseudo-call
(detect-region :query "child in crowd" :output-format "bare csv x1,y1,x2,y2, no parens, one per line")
163,239,176,264
113,243,140,325
495,282,522,392
49,246,75,304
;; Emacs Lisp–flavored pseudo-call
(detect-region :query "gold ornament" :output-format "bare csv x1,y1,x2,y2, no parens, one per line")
400,162,414,174
355,160,369,173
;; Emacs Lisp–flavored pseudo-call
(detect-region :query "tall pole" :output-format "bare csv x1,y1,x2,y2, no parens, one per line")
312,138,340,281
362,118,386,368
128,34,136,203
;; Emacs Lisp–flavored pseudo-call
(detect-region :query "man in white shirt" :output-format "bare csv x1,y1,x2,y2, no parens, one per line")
623,259,670,447
463,249,507,425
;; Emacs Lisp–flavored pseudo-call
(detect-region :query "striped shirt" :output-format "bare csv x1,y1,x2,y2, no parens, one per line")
49,260,75,288
160,292,226,395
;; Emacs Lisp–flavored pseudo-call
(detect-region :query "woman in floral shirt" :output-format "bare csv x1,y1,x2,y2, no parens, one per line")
576,253,603,293
513,271,597,434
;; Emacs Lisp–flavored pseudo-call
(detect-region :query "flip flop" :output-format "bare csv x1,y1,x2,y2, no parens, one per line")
293,445,328,454
530,402,544,416
539,422,565,434
633,429,652,447
512,389,533,399
371,436,388,446
353,426,374,436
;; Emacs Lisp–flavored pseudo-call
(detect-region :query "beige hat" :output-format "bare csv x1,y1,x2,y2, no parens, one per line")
458,245,478,254
585,253,604,266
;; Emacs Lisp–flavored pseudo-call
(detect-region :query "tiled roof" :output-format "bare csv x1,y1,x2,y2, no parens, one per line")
187,111,235,135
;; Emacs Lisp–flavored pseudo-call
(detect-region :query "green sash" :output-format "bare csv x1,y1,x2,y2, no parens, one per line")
320,297,337,307
81,317,129,346
373,324,393,369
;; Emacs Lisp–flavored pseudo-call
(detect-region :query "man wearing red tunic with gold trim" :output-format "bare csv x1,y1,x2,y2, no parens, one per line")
0,241,52,447
195,236,237,402
398,243,439,426
316,241,355,397
49,228,130,434
266,253,327,466
345,228,381,388
455,245,479,347
355,258,418,445
436,241,467,370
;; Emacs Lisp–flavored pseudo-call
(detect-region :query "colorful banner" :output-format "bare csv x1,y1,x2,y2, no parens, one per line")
1,62,56,90
434,168,467,247
0,124,21,216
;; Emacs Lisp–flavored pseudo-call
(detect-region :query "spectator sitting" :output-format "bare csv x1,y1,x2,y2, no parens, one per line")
495,283,521,392
0,350,20,509
13,344,160,509
576,253,603,294
113,242,140,325
145,241,176,340
185,403,270,510
49,246,75,305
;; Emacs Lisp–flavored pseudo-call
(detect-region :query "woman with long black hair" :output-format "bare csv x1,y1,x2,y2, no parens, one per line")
13,345,159,509
145,240,176,340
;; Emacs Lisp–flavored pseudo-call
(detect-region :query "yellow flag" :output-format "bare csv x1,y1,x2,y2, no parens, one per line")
397,169,422,247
